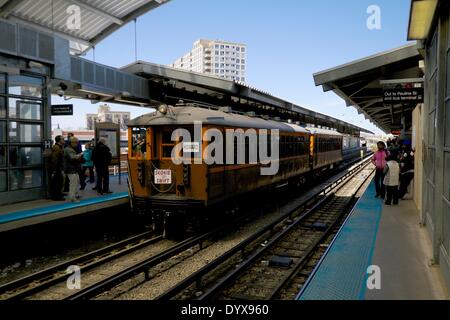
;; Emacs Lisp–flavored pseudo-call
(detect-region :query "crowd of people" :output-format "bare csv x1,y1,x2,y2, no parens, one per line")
372,138,415,206
47,133,113,203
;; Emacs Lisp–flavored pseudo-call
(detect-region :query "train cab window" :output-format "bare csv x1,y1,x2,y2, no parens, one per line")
130,127,147,159
161,130,175,159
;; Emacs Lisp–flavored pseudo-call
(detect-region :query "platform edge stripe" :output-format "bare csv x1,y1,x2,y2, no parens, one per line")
359,196,383,300
298,177,384,300
0,192,129,225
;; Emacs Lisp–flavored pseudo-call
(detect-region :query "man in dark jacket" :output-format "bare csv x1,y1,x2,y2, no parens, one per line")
48,135,65,201
64,137,84,202
92,138,112,195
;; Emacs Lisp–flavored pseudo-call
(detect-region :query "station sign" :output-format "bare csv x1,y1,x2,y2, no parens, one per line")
383,87,424,104
51,104,73,116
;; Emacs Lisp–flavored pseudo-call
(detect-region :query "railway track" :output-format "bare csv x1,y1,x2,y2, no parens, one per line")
0,157,373,300
0,231,165,300
156,160,374,300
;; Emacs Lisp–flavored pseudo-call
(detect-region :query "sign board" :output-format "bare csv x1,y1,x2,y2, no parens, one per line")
183,142,200,153
390,123,404,130
391,130,401,136
154,169,172,185
51,104,73,116
42,139,52,150
383,88,424,104
95,122,121,165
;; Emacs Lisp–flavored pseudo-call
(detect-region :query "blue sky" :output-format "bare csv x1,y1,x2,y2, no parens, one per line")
52,0,413,134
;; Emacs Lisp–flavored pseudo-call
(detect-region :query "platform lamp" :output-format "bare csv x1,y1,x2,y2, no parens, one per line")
407,0,438,40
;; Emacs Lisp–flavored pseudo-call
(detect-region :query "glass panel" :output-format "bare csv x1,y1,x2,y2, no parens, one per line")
9,122,42,143
9,147,42,167
8,75,43,98
162,131,173,144
0,74,5,94
9,169,42,190
445,152,450,201
9,122,17,142
130,127,147,158
428,182,435,223
0,146,6,167
429,148,435,184
0,121,5,142
429,74,436,110
429,111,436,146
21,123,42,143
8,98,42,120
443,201,450,253
447,50,450,98
446,100,450,147
0,170,6,192
0,97,5,118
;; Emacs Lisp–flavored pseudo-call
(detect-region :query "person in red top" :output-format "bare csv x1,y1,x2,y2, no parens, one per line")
372,141,389,199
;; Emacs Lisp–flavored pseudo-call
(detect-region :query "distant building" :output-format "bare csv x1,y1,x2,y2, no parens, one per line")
86,104,130,130
171,39,247,82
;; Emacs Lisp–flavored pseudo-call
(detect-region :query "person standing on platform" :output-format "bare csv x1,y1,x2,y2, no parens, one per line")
82,142,95,184
92,138,112,195
399,148,415,199
383,154,400,206
48,135,65,201
372,141,389,199
64,137,84,203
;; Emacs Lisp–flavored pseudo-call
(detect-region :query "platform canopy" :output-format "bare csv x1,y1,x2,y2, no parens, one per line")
0,0,171,55
122,61,373,135
313,43,423,133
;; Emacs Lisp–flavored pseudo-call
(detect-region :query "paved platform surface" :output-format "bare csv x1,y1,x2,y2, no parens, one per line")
298,177,450,300
0,174,129,233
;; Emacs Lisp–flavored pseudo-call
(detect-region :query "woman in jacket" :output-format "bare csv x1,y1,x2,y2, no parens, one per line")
82,143,95,184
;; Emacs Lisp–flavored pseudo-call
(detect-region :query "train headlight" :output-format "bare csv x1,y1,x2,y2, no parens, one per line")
158,104,168,115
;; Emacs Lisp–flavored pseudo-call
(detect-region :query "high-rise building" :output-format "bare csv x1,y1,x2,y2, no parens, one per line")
171,39,247,82
86,104,130,130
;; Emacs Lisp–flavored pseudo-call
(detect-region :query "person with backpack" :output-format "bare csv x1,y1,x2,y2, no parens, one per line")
383,154,400,206
372,141,389,199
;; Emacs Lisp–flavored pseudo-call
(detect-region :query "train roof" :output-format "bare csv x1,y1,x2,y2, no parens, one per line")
306,127,343,136
128,106,310,133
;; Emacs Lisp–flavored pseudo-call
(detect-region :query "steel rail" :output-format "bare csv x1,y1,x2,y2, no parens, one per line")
156,157,373,300
198,162,373,300
0,231,160,300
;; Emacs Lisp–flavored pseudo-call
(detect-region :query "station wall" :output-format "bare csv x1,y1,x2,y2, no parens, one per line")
421,4,450,289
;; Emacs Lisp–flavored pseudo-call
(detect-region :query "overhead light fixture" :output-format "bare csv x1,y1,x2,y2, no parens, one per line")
407,0,438,40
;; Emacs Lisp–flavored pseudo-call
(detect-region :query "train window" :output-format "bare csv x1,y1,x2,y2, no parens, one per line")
130,127,147,159
161,130,176,160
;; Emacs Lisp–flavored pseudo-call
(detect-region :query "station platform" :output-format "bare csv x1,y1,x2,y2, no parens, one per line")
297,175,450,300
0,175,129,233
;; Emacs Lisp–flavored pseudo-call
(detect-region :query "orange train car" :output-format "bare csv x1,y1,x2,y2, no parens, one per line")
127,105,358,233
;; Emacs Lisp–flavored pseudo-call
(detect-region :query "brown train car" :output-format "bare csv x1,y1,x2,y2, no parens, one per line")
127,105,347,232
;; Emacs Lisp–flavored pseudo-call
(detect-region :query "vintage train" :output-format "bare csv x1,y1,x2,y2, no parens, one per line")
127,105,364,232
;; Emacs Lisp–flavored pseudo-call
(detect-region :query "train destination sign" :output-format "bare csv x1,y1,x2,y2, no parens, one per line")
383,88,424,104
51,104,73,116
155,169,172,185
